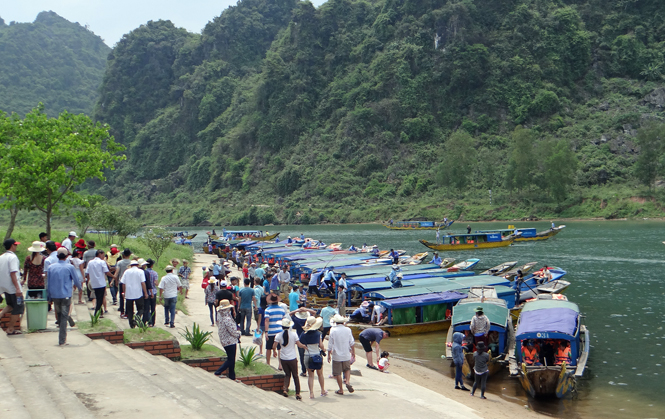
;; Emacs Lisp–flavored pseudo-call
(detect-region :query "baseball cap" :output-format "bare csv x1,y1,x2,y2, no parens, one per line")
3,238,20,249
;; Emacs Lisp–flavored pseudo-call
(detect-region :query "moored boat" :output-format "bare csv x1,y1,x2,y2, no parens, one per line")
447,258,480,272
509,297,590,398
399,252,429,265
503,261,538,280
419,232,515,251
383,220,455,230
478,225,566,242
480,261,518,276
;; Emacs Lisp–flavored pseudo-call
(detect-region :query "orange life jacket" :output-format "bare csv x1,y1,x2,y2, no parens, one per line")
522,347,538,364
555,347,571,365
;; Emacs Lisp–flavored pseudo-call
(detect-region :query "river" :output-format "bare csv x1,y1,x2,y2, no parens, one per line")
177,221,664,418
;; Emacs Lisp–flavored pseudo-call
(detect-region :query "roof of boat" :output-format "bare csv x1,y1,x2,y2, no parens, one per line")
452,300,510,326
379,291,468,309
516,300,580,337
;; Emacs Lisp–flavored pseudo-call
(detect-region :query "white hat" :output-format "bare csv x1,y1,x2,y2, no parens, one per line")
219,280,227,286
302,316,323,331
295,311,310,320
129,260,139,266
281,317,294,328
217,299,233,310
69,231,77,237
138,258,148,266
110,244,118,248
372,245,378,248
165,265,174,271
331,314,349,324
57,247,69,256
28,241,46,253
396,273,403,278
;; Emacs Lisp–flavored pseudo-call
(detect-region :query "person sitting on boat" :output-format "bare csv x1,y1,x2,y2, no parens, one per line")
462,331,474,352
300,233,305,240
349,302,372,323
555,341,572,366
389,249,399,265
533,266,552,285
522,340,542,366
371,304,387,325
470,306,490,347
551,222,556,230
370,245,380,257
286,236,293,244
387,265,402,283
348,244,357,252
430,252,442,265
488,331,500,356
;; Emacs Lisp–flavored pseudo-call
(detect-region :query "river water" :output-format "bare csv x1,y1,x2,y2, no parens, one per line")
180,221,664,418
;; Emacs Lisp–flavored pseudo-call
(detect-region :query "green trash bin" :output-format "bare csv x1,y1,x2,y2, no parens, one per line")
25,289,48,330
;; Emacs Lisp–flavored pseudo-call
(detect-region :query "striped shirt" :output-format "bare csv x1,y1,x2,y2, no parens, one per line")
264,304,286,336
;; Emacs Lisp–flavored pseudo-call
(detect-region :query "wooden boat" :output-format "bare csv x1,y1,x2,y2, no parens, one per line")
173,232,197,240
480,261,518,276
509,297,590,398
503,261,537,280
347,291,467,339
445,287,515,378
255,232,280,241
440,258,455,268
477,225,566,242
419,232,515,251
399,252,428,265
447,258,480,272
378,249,406,258
383,220,454,230
327,243,343,251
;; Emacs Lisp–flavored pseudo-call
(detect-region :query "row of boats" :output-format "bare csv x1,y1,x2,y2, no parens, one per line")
217,236,587,400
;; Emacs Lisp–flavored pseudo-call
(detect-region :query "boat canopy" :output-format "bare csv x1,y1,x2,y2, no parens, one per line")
452,301,509,326
444,232,504,242
516,300,580,338
222,230,264,235
379,291,467,310
478,228,538,238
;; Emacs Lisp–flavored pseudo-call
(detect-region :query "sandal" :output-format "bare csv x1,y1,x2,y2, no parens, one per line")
295,395,302,401
321,391,328,397
6,330,22,335
346,383,354,393
335,390,343,395
282,391,289,397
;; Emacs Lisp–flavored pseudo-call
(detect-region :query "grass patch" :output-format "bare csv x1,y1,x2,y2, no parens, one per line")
123,327,173,343
180,343,226,360
77,318,119,333
234,361,278,377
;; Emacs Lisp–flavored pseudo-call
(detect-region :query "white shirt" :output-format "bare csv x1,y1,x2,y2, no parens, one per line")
44,251,59,271
62,238,73,252
278,270,291,284
338,277,347,291
327,325,354,362
158,273,182,299
85,257,109,289
275,329,299,361
371,305,386,324
120,266,146,300
0,251,21,294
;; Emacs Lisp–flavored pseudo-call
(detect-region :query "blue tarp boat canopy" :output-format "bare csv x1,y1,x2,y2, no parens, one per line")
380,291,467,309
516,300,580,337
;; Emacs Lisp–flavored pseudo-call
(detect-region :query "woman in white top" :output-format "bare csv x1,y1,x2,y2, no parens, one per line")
275,317,301,400
70,249,85,304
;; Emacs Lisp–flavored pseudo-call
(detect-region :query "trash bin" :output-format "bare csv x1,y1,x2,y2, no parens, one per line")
25,289,48,330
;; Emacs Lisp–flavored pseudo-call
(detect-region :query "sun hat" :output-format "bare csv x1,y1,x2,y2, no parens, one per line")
331,314,349,324
165,265,174,271
396,273,403,278
281,317,294,328
372,245,378,248
295,310,311,320
138,258,148,266
73,239,87,249
302,316,323,332
209,277,217,284
208,265,214,270
129,260,139,266
69,231,77,237
110,244,118,248
475,306,484,313
267,293,281,304
28,241,46,253
217,299,233,310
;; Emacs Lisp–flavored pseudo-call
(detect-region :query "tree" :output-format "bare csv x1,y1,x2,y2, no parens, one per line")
506,126,536,192
0,104,125,237
138,228,173,265
73,195,106,238
634,121,665,188
90,205,140,246
436,130,477,190
539,139,578,201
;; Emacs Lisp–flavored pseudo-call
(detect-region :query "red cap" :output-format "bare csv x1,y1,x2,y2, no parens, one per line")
55,242,61,248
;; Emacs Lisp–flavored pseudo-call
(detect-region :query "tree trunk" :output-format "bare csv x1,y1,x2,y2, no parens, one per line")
46,207,52,239
3,205,19,241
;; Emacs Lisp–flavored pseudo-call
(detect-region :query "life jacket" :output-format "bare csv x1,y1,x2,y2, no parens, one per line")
522,347,538,364
555,347,571,365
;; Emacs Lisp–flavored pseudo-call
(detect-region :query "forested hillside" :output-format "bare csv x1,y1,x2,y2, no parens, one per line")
0,11,110,116
93,0,665,226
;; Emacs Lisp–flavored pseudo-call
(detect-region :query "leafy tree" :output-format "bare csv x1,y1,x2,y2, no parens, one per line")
73,195,106,238
506,126,536,192
538,139,578,201
634,122,665,189
138,228,173,264
436,130,476,190
0,104,125,237
90,205,140,246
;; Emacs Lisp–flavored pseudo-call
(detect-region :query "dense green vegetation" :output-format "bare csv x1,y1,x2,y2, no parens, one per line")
0,11,110,116
83,1,665,223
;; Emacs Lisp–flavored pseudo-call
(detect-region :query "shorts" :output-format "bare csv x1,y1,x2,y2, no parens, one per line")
332,360,351,376
4,293,25,315
266,335,281,351
359,335,373,353
378,364,385,371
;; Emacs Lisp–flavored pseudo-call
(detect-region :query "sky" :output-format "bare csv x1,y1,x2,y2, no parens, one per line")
1,0,326,47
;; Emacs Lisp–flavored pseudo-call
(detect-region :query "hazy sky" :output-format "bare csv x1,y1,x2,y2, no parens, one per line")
1,0,326,47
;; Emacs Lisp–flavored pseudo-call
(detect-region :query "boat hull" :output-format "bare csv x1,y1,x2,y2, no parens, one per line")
514,227,564,242
348,319,450,339
462,353,505,379
518,364,576,398
254,232,280,242
419,238,513,251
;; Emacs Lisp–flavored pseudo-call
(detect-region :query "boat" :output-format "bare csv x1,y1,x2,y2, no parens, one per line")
477,225,566,242
419,232,515,251
447,258,480,272
509,297,590,399
327,243,343,251
480,261,518,276
399,252,429,265
172,232,197,240
383,220,455,230
440,258,455,268
347,291,468,339
378,249,406,258
445,287,515,378
219,229,279,242
503,261,538,280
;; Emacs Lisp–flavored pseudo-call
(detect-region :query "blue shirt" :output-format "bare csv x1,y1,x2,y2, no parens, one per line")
46,260,81,299
239,287,254,309
270,274,279,291
320,306,336,328
431,256,442,265
212,264,220,276
289,291,300,311
254,267,265,280
264,304,286,336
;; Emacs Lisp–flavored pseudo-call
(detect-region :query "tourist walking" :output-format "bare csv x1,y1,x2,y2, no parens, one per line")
86,250,114,317
275,317,302,400
297,316,327,399
452,332,470,391
470,342,490,399
120,260,147,328
278,265,291,299
0,239,24,335
114,249,132,317
22,241,45,299
358,328,390,369
327,314,355,395
336,273,348,314
158,265,181,328
320,300,336,340
143,259,158,326
46,248,80,345
178,260,191,299
204,277,219,326
238,278,255,336
214,299,242,381
264,293,287,368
